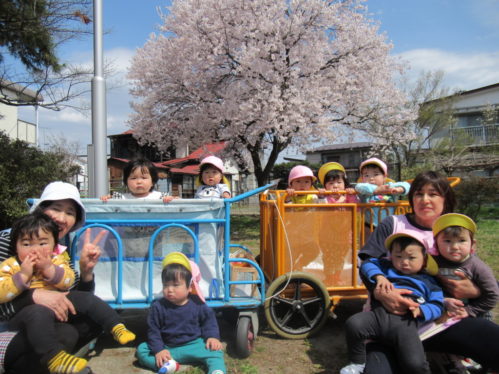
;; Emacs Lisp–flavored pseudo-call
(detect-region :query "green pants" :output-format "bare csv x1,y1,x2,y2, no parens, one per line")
136,338,226,374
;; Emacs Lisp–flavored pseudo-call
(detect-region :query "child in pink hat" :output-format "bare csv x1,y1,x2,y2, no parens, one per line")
285,165,318,204
194,156,231,199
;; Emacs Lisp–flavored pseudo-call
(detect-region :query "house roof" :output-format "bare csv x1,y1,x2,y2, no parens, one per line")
159,142,227,167
0,79,43,102
169,164,199,175
108,157,168,169
307,142,372,153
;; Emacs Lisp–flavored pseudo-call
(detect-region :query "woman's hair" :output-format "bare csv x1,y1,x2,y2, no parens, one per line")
408,171,456,214
10,212,60,253
123,159,158,191
324,170,351,188
161,263,192,287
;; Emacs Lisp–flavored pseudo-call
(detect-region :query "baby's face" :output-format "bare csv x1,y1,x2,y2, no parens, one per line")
361,165,385,186
16,228,55,262
436,229,475,263
390,242,425,275
325,178,345,191
289,177,313,191
201,166,223,186
163,279,191,306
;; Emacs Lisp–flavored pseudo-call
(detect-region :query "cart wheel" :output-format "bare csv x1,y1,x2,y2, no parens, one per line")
264,272,330,339
235,316,255,358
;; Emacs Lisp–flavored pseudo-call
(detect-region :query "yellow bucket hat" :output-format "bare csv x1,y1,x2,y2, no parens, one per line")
317,162,346,185
162,252,192,271
162,252,205,302
384,231,438,276
432,213,477,237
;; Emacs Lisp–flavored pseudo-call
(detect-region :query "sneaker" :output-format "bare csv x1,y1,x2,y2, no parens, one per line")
340,363,365,374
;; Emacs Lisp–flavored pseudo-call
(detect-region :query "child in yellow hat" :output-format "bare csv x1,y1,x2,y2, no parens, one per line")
136,252,226,374
433,213,499,319
317,162,359,204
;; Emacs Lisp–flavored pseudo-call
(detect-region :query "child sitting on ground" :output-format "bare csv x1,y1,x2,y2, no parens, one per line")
341,231,443,374
136,252,226,374
285,165,318,203
1,212,135,374
317,162,359,204
432,213,499,319
195,156,231,199
101,158,174,202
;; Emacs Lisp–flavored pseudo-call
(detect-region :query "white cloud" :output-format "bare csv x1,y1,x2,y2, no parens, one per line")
397,49,499,91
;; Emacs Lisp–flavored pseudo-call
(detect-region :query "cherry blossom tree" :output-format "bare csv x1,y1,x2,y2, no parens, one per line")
128,0,416,186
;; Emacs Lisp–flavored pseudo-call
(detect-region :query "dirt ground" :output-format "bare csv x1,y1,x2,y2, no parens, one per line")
85,300,364,374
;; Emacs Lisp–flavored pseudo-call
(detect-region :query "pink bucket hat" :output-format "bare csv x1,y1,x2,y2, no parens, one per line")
162,252,205,302
359,157,388,176
288,165,317,185
200,156,224,173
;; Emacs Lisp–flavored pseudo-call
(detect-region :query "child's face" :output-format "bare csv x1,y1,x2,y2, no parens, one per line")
163,278,191,306
390,242,425,275
436,229,475,263
16,228,56,262
325,178,345,191
127,167,153,197
289,177,313,191
361,165,385,186
201,166,223,186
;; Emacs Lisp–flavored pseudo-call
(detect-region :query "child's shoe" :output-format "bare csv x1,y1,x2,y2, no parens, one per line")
47,350,88,374
340,362,365,374
111,323,136,344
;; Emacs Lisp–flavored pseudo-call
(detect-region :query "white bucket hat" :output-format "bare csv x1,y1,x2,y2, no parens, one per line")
30,181,86,232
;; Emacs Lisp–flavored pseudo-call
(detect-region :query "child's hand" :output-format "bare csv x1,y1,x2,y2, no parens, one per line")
389,187,405,195
345,188,356,194
20,253,36,281
155,349,172,368
100,195,111,202
206,337,223,351
222,192,231,199
286,188,296,197
162,195,177,203
374,185,392,194
444,298,468,319
410,306,422,319
35,252,54,279
374,275,393,293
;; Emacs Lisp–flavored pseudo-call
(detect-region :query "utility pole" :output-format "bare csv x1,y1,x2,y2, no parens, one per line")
90,0,108,197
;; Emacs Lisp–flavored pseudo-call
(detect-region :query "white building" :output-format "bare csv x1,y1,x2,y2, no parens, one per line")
0,80,42,145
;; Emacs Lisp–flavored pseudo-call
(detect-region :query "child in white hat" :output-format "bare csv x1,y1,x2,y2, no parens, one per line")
194,156,231,199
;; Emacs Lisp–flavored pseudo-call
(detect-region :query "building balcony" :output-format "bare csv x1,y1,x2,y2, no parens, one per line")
451,124,499,146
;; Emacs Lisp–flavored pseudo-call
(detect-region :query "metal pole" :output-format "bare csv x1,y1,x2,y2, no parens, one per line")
90,0,108,197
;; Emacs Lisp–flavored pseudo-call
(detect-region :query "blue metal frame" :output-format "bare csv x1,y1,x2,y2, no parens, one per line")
67,182,275,310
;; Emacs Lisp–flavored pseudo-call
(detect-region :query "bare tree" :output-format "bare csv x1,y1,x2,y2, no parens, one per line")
0,0,94,110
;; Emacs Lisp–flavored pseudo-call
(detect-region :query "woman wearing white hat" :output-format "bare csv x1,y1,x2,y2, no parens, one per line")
0,181,105,373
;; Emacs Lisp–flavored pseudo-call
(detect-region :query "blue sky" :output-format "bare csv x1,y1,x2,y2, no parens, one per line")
22,0,499,152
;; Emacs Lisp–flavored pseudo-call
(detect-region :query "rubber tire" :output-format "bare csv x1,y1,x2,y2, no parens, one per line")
234,316,254,358
264,272,330,339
